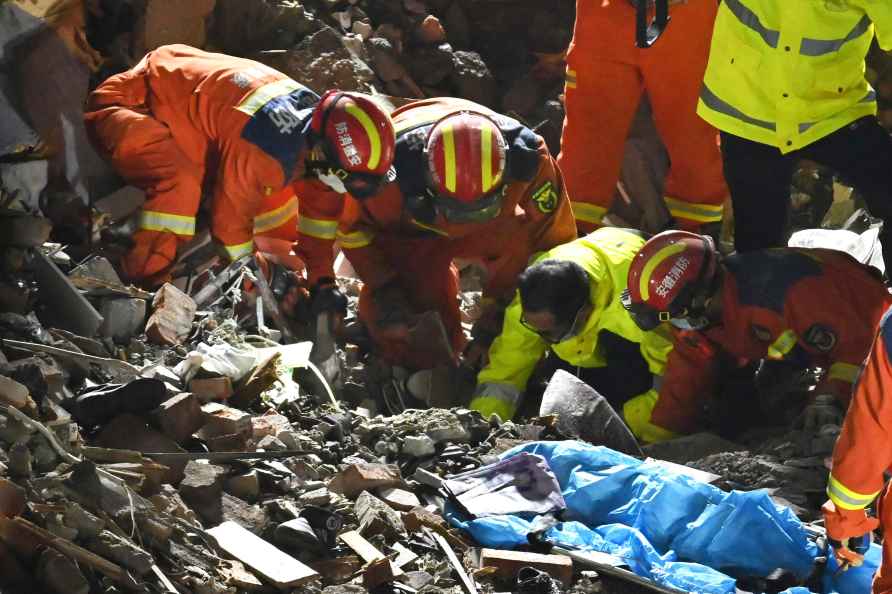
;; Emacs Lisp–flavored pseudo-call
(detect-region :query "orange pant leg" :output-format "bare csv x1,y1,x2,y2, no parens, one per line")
358,239,464,369
641,0,727,231
874,483,892,593
558,0,643,233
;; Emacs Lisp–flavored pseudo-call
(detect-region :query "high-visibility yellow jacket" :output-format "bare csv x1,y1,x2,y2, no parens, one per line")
697,0,892,154
471,228,676,442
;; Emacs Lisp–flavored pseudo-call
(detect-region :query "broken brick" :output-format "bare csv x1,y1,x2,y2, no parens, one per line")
198,402,251,439
355,491,406,540
328,463,402,499
189,376,233,401
146,283,196,346
377,487,421,512
151,393,204,444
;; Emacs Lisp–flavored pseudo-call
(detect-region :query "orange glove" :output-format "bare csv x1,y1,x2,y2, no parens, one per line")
122,230,178,284
822,500,879,569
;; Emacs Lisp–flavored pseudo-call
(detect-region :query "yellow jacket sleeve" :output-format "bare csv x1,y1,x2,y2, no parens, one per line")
471,295,548,419
854,1,892,49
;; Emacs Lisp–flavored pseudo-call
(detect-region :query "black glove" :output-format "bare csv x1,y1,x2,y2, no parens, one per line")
310,277,347,317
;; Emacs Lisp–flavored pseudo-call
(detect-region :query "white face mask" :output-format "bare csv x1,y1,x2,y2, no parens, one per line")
316,169,347,194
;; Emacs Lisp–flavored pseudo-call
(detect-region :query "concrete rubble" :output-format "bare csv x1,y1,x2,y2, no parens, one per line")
1,1,889,593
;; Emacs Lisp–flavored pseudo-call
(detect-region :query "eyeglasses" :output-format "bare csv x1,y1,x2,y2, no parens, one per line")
520,302,588,344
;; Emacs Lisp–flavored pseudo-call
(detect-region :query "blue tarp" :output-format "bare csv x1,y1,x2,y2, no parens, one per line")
447,440,838,594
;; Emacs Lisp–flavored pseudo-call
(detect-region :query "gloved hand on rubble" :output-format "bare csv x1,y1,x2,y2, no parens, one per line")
463,299,505,370
822,500,878,570
310,277,347,317
795,393,845,431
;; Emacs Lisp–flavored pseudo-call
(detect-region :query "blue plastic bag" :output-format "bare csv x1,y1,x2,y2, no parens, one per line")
448,441,822,594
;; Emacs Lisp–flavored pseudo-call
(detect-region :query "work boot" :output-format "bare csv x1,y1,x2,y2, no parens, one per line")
516,566,562,594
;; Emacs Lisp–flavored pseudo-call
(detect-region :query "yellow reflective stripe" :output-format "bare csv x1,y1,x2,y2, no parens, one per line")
829,362,861,384
253,196,297,234
139,210,196,236
345,103,382,170
298,216,338,240
393,111,439,135
236,78,301,116
442,122,457,193
481,125,493,192
767,330,798,359
664,196,724,223
827,474,880,511
571,201,607,224
565,68,577,89
639,242,686,301
470,382,521,420
336,229,374,249
411,219,450,237
224,240,253,259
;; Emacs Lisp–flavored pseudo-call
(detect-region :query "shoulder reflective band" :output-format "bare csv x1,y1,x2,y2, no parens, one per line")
139,211,196,237
298,216,338,240
236,78,302,116
827,474,880,511
336,229,374,249
767,329,797,359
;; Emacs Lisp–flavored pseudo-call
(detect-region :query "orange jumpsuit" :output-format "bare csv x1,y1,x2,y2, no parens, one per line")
652,248,892,434
824,307,892,594
84,44,324,281
559,0,727,232
255,179,342,284
338,98,577,369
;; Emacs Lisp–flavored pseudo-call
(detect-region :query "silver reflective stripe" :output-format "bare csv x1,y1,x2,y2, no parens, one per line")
724,0,779,48
798,90,877,133
473,381,521,405
800,15,871,56
700,84,777,131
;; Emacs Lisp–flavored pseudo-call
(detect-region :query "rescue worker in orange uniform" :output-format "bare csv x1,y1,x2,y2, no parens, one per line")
84,44,396,310
559,0,727,233
337,98,577,370
624,230,892,436
822,307,892,591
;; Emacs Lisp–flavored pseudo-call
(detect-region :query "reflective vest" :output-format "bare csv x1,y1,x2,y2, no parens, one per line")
698,0,892,153
471,228,674,426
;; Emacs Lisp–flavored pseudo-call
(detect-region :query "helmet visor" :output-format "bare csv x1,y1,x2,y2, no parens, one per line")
433,186,505,224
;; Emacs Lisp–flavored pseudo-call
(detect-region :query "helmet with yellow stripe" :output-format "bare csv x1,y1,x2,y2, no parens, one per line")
310,91,396,198
424,110,508,223
624,230,719,331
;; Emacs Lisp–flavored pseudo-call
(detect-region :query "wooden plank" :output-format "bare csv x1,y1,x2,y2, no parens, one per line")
339,530,403,576
428,528,478,594
391,542,418,569
480,548,573,586
207,521,319,589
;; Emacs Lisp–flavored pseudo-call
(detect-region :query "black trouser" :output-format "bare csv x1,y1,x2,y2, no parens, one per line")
721,117,892,265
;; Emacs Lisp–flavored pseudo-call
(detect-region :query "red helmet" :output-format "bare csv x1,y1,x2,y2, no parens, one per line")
424,110,508,223
624,230,719,330
311,91,396,198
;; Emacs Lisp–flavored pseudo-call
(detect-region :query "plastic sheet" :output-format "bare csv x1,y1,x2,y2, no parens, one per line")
448,440,822,594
